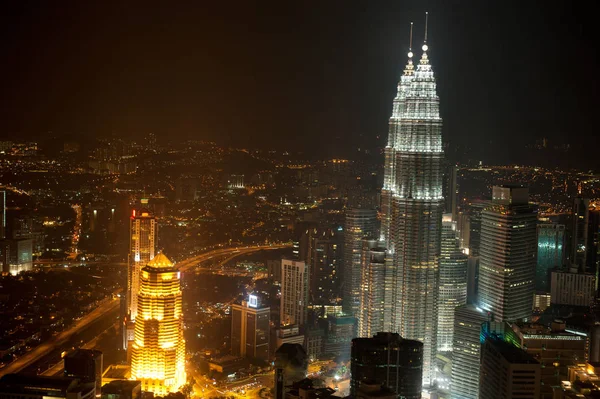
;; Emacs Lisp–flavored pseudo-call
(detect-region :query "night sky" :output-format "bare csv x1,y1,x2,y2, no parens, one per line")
1,1,597,163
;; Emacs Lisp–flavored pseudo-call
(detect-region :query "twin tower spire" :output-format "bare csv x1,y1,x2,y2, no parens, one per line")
404,12,430,76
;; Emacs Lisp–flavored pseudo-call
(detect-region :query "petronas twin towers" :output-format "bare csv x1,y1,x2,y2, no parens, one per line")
380,16,444,388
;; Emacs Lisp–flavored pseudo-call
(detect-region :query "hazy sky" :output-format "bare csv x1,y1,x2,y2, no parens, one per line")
1,1,597,161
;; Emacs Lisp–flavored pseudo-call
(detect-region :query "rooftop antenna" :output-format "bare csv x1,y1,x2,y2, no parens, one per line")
424,11,429,44
408,22,414,58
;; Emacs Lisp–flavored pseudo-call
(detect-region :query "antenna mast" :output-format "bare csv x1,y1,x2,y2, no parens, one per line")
424,11,429,44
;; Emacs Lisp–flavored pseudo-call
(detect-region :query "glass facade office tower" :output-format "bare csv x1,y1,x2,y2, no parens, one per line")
351,332,423,399
478,186,538,322
437,214,467,352
128,210,157,321
450,304,489,399
358,240,394,338
536,223,565,292
130,253,185,395
343,209,378,317
381,35,444,386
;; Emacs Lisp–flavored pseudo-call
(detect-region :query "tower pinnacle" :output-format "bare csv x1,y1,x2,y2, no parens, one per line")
420,12,430,65
404,22,415,76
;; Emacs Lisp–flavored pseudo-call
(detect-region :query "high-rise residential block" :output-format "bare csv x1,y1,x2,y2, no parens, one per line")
437,214,468,352
309,228,342,306
231,295,270,362
536,223,565,292
478,185,538,322
351,332,423,399
130,253,185,395
343,208,378,317
281,259,309,327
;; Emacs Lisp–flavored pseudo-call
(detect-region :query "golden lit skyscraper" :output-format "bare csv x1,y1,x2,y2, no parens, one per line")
128,209,157,321
130,253,186,395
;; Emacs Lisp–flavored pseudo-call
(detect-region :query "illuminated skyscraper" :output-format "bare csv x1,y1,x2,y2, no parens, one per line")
358,240,394,338
343,209,378,317
128,209,157,321
437,214,467,352
478,185,537,322
281,259,309,327
130,253,185,395
382,16,444,386
450,304,489,399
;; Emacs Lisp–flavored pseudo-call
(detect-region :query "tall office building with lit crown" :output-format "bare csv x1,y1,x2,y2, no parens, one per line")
381,17,444,386
478,185,538,322
130,253,185,395
128,209,157,321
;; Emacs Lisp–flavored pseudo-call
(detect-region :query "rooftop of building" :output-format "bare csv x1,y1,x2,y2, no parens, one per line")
65,348,102,359
146,252,174,269
0,374,76,392
329,315,355,325
487,339,539,365
102,364,130,380
352,332,423,349
101,380,142,394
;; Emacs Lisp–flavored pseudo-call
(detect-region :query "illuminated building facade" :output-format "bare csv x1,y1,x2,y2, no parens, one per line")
128,209,157,321
451,304,489,399
536,223,565,292
130,253,185,395
358,240,394,338
281,259,309,326
478,185,537,322
343,208,378,317
381,18,444,386
437,214,467,352
309,228,341,306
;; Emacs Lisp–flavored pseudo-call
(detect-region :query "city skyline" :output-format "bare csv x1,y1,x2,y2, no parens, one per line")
2,4,600,399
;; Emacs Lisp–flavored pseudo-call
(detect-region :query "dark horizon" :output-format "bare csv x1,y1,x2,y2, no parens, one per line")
1,1,597,165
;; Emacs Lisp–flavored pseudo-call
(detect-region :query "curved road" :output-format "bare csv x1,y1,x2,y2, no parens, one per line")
0,296,120,377
0,242,291,377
